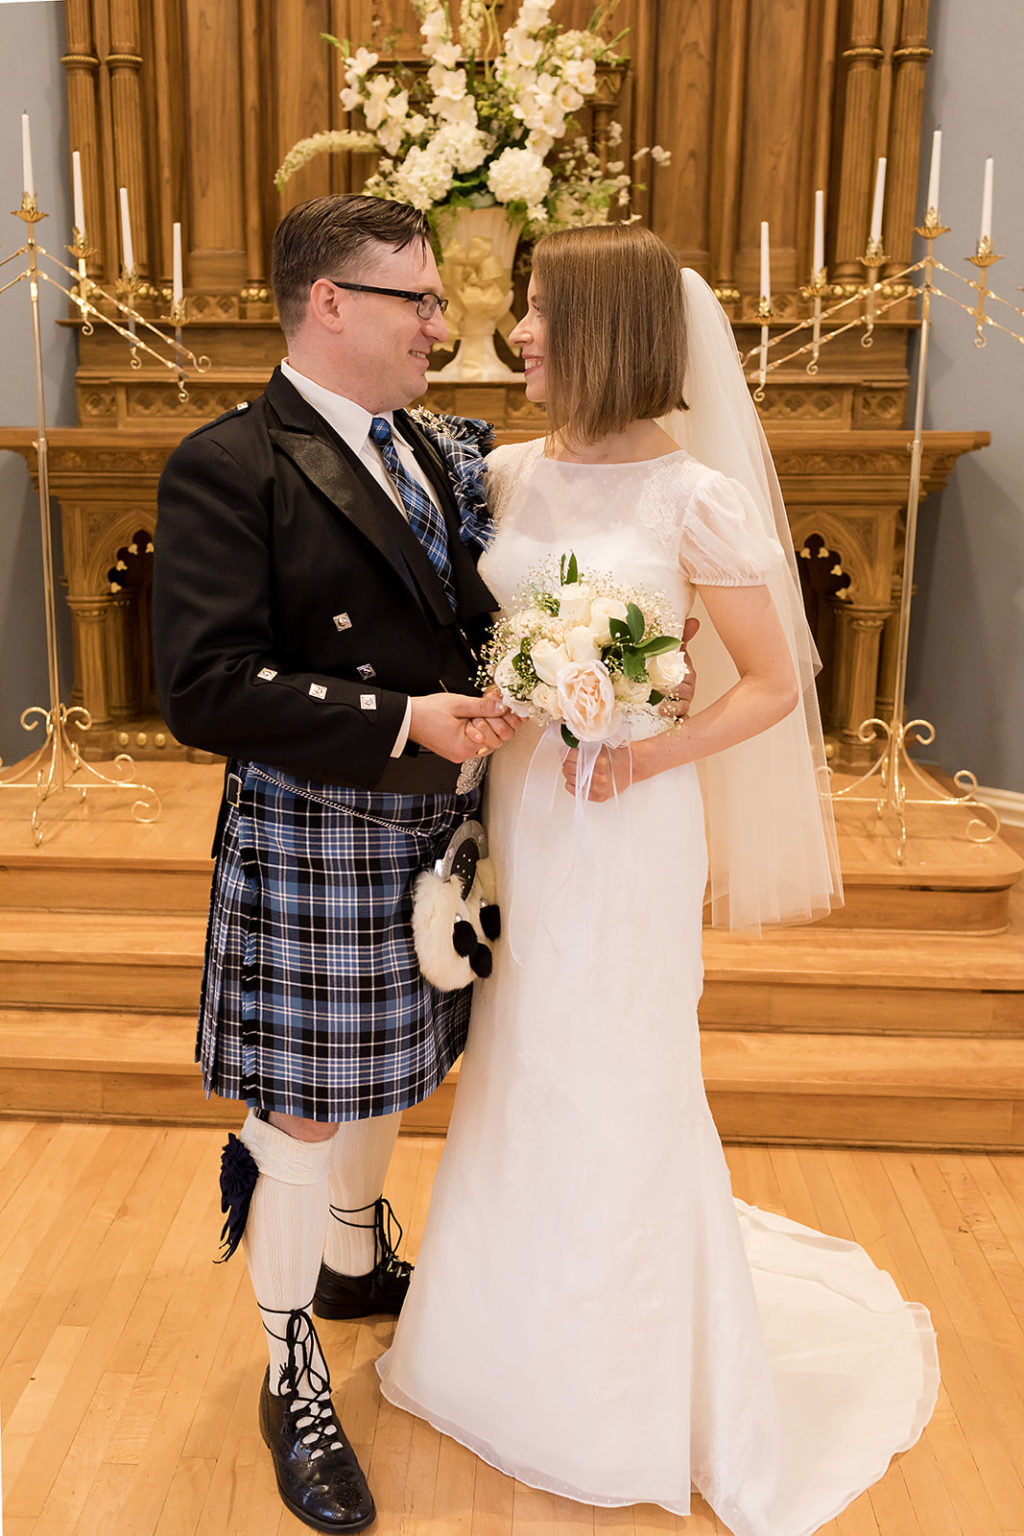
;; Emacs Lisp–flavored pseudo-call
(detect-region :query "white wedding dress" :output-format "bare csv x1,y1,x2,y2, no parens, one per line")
378,441,939,1536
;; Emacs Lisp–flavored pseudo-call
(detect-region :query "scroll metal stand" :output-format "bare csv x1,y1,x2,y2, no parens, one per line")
743,213,1024,863
0,192,209,843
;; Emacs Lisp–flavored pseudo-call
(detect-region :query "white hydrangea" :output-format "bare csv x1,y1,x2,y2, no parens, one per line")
394,144,456,209
487,146,552,207
433,121,490,172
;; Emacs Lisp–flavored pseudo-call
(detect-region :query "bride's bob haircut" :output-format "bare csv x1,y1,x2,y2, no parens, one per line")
531,223,688,445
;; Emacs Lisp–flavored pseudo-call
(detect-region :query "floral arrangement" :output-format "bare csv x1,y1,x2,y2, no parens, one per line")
275,0,669,237
481,552,689,748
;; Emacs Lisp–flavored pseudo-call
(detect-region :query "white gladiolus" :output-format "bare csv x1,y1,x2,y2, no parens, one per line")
339,86,363,112
516,0,555,31
432,41,463,68
434,93,478,126
487,146,552,207
377,119,406,156
347,47,379,76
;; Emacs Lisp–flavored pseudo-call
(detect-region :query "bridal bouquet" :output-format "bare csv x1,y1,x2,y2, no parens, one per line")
274,0,670,236
481,553,688,748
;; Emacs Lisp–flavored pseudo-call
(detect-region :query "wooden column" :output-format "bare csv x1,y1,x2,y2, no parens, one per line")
835,604,890,761
886,0,932,269
833,0,883,277
709,0,748,292
67,596,116,726
107,0,149,275
62,1,103,276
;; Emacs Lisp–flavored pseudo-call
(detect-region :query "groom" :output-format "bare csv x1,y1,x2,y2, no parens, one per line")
153,193,520,1534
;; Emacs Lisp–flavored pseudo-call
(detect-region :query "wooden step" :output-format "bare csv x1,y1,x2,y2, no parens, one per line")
4,905,1022,1035
0,852,213,913
3,1009,1022,1151
0,910,206,1011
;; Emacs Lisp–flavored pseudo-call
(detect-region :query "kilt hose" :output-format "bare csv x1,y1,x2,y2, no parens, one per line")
197,760,483,1121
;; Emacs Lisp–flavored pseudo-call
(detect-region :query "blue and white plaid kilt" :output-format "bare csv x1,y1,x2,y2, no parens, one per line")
196,760,482,1121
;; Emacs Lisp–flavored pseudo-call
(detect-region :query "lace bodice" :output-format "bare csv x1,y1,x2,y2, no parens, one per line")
481,439,779,626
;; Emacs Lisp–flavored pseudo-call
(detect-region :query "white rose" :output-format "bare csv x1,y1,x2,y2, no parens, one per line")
647,649,691,693
557,581,593,626
565,625,601,664
530,681,563,719
613,673,652,707
557,661,621,743
530,638,572,686
587,596,628,645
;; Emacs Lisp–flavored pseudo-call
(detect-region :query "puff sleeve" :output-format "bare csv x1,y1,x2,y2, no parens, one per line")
677,469,782,586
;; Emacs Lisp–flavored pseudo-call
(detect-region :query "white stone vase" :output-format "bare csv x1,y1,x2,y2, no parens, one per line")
427,205,525,384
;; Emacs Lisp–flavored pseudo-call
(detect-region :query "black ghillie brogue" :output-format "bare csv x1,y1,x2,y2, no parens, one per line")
258,1308,375,1533
313,1196,413,1321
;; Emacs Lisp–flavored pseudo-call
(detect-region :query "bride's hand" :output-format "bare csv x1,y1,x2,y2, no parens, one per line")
561,743,646,802
658,615,700,722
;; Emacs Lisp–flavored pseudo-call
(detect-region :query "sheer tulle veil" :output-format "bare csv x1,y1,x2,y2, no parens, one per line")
659,269,843,929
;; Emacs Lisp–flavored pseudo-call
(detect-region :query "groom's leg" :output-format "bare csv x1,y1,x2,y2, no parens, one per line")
238,1109,375,1534
314,1111,409,1319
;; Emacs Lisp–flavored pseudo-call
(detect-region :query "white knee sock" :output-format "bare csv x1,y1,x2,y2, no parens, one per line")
323,1112,402,1277
238,1110,334,1397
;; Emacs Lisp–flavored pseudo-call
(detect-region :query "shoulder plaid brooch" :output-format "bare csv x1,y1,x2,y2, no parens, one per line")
407,407,495,550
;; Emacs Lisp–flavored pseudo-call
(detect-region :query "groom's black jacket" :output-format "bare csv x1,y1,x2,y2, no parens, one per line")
153,367,496,796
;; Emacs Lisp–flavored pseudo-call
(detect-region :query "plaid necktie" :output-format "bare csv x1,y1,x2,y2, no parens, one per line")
369,416,456,606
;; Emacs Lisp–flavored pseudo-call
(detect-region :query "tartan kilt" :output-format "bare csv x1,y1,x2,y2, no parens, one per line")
196,759,482,1121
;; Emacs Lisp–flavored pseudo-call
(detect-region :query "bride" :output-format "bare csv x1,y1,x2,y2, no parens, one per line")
378,224,939,1536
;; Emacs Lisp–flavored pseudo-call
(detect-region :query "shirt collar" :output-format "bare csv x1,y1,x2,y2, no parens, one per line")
280,358,397,456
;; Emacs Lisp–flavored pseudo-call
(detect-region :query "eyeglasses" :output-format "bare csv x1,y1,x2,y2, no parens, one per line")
326,280,449,320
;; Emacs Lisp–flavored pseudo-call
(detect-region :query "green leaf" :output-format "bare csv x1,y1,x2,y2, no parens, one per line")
640,635,682,657
626,602,645,645
649,689,665,704
608,617,631,641
561,723,580,750
565,551,579,585
622,648,647,682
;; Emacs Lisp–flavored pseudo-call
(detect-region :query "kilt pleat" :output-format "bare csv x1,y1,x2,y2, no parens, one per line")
196,760,481,1121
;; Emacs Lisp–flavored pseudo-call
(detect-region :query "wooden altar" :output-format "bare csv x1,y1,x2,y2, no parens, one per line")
0,0,990,767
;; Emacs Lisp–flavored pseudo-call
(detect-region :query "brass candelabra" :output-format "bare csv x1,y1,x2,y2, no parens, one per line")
744,210,1024,862
0,191,210,844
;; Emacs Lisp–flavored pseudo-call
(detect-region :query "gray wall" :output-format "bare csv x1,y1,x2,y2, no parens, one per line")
905,0,1024,792
0,0,76,767
0,0,1021,789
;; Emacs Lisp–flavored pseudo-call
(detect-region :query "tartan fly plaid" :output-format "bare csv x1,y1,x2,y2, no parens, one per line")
197,761,482,1121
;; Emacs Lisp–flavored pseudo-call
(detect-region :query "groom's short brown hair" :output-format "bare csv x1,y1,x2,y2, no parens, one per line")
532,223,688,445
272,194,431,338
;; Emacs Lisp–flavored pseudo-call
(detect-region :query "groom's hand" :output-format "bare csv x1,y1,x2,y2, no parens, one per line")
658,616,699,721
408,691,518,763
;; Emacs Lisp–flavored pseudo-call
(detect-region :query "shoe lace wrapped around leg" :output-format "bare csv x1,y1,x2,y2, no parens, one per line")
261,1304,345,1461
329,1196,412,1285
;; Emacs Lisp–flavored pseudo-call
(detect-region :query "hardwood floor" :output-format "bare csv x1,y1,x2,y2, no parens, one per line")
2,1124,1023,1535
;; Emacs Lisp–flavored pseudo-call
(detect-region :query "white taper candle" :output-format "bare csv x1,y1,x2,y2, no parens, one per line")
760,221,771,306
869,158,886,244
119,185,135,271
21,112,35,198
980,157,993,244
172,222,183,305
72,150,85,233
812,189,824,275
926,130,941,215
